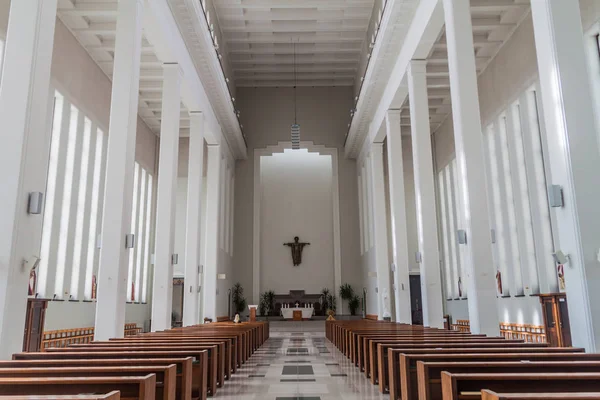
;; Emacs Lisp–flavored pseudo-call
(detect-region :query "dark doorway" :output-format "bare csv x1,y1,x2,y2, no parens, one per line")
409,275,423,325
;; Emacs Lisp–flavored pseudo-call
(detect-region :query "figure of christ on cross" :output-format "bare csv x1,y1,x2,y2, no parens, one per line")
283,236,310,266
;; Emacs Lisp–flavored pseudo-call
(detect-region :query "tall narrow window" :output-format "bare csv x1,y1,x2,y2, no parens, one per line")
486,124,508,295
54,105,80,299
134,170,147,302
84,128,104,300
510,104,539,293
127,163,140,302
446,162,461,298
69,117,93,299
38,92,65,297
498,116,524,294
527,90,555,286
142,175,154,303
438,170,453,299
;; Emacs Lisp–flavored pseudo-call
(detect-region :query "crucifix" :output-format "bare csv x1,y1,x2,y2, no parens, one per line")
283,236,310,266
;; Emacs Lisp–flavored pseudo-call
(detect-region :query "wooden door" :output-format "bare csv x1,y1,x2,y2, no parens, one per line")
541,296,560,347
22,299,48,352
557,295,572,347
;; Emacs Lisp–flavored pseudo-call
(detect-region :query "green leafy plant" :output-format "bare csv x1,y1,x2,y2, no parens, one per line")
339,283,355,315
259,290,276,316
232,283,247,314
339,283,354,300
259,292,267,316
348,294,360,316
320,288,331,314
327,293,337,313
265,290,275,315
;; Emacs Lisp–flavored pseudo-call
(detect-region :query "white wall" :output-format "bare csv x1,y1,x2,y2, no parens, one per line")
45,302,151,331
234,87,362,302
259,150,334,295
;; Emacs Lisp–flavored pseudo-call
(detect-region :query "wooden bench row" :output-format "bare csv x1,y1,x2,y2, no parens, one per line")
0,321,269,400
41,324,143,350
450,320,546,344
327,319,599,400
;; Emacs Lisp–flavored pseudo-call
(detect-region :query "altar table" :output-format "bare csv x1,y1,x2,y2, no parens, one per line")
281,307,314,319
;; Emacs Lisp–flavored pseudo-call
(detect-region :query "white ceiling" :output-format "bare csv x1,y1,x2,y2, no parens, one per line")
212,0,376,87
56,0,190,137
399,0,532,134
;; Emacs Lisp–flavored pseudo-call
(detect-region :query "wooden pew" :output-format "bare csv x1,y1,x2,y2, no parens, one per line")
0,391,121,400
12,350,209,400
419,361,600,400
0,366,174,400
357,332,486,369
481,390,600,400
388,347,586,400
392,352,600,400
0,358,193,400
373,342,547,387
369,338,526,383
45,345,220,395
67,341,230,383
111,336,239,373
0,375,156,400
441,372,600,400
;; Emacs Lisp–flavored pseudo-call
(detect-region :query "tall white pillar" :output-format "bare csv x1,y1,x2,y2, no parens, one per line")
442,0,499,335
151,64,183,331
94,0,144,341
384,111,412,323
0,0,57,359
407,60,445,329
531,0,600,351
203,145,222,321
369,144,393,320
182,112,205,326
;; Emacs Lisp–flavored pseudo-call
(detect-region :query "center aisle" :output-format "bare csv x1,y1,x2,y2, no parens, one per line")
214,320,388,399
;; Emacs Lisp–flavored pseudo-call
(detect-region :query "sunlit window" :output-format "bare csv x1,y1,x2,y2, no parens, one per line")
54,105,80,299
84,128,104,300
69,117,93,299
438,170,453,299
142,175,154,303
38,92,65,297
127,163,140,302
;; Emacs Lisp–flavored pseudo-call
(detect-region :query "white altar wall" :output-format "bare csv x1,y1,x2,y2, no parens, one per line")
260,150,335,295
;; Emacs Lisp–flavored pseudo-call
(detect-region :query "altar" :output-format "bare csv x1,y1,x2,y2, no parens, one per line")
281,306,314,320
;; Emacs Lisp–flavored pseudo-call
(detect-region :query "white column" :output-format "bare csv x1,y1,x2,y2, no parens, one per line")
151,63,183,331
369,144,393,320
0,0,57,359
531,0,600,351
407,60,445,328
203,145,222,321
442,0,499,336
94,0,144,340
183,112,204,326
384,111,412,323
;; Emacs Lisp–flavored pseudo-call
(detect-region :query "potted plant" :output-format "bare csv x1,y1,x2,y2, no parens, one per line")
265,290,275,315
232,283,247,315
320,288,331,315
339,283,355,315
259,292,267,316
348,294,360,316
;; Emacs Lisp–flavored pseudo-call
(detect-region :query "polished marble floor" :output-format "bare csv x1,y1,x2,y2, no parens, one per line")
214,321,389,399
